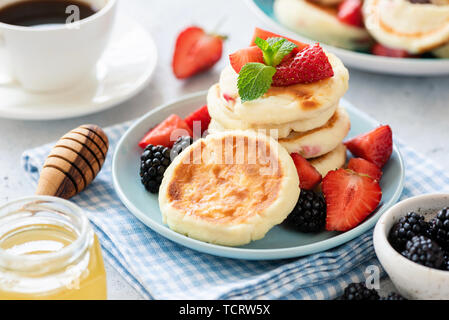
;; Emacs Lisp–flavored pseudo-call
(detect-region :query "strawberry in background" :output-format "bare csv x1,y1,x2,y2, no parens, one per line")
172,26,226,79
371,43,415,58
337,0,364,28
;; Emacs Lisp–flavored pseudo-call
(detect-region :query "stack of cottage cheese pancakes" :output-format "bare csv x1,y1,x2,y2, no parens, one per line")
207,53,351,178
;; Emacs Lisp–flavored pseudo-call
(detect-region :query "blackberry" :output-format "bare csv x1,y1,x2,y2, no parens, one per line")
140,144,171,193
380,292,407,300
388,212,429,252
284,190,326,233
170,136,194,161
428,207,449,250
401,236,445,269
339,283,380,300
443,253,449,271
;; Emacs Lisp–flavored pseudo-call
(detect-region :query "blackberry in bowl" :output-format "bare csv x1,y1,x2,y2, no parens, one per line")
401,236,445,269
388,212,429,252
373,194,449,300
428,207,449,250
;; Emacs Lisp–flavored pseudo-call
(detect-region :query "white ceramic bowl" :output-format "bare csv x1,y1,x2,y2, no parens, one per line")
374,194,449,300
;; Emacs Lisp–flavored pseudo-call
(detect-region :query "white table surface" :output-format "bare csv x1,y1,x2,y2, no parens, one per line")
0,0,448,300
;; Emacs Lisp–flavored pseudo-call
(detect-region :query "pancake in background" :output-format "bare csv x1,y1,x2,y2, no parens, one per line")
274,0,373,50
364,0,449,54
159,130,300,247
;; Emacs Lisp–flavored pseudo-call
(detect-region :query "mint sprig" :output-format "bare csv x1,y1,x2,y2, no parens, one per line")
237,37,297,102
238,63,276,103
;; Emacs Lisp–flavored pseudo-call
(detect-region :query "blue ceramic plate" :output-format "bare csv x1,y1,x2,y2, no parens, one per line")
112,91,405,260
245,0,449,76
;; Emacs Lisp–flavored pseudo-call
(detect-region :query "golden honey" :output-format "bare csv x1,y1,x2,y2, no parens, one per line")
0,197,107,300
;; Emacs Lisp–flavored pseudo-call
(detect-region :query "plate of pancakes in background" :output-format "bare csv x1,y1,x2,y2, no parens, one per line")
112,91,404,260
245,0,449,76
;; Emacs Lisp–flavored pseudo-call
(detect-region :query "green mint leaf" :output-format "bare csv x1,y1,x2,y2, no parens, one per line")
266,37,286,51
254,36,297,67
271,39,297,66
254,37,269,52
237,63,276,103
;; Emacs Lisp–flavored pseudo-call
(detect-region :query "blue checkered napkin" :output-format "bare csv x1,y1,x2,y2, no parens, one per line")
22,122,449,300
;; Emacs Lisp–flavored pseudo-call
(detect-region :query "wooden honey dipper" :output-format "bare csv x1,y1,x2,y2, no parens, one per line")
36,124,109,200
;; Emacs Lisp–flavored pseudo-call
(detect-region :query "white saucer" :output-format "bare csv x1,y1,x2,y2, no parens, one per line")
0,15,157,120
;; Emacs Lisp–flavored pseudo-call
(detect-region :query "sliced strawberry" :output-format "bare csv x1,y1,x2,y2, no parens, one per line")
323,169,382,232
272,44,334,86
345,125,393,168
184,105,211,136
229,46,264,73
139,114,193,149
250,27,309,53
338,0,364,28
371,43,414,58
348,158,383,181
291,153,322,190
172,26,225,79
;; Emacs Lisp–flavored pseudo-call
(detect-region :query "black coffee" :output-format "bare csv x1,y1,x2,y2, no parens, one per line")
0,0,97,27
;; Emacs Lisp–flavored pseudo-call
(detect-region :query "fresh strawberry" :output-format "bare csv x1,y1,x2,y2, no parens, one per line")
250,27,309,53
338,0,364,28
348,158,383,181
323,169,382,232
139,114,193,149
345,125,393,168
371,43,413,58
272,44,334,86
172,26,225,79
184,105,211,136
291,153,322,190
229,46,264,73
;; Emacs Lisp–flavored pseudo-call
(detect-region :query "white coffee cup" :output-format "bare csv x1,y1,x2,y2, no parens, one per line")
0,0,116,92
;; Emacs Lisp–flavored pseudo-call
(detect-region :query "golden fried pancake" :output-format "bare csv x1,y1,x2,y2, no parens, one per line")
217,53,348,125
364,0,449,54
274,0,373,51
207,84,338,138
159,131,300,247
309,144,347,177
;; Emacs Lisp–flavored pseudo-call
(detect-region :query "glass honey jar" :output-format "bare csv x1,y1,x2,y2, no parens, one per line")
0,196,107,300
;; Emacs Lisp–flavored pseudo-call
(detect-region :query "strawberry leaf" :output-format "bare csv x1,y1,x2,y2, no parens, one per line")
237,63,276,103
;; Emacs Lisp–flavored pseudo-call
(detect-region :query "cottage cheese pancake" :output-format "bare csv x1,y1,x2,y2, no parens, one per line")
209,107,350,159
217,53,349,125
309,143,347,177
158,131,300,247
207,84,338,138
279,106,350,158
364,0,449,53
274,0,373,50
